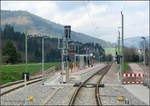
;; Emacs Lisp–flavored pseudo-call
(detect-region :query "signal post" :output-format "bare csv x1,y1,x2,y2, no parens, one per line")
58,25,71,83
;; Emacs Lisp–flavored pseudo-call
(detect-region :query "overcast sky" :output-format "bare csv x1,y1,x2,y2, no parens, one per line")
1,1,149,43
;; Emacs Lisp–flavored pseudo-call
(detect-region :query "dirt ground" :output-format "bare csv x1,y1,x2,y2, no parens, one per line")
102,63,120,84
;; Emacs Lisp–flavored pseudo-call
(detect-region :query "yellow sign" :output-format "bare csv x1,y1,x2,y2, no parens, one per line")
72,62,75,69
125,98,129,104
29,96,34,101
118,96,123,101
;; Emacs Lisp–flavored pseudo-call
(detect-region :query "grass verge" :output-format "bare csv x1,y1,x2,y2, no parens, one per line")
1,62,60,84
123,62,129,73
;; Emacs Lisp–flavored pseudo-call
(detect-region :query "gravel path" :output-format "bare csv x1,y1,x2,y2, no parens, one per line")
138,64,150,84
1,81,56,105
46,86,76,105
102,63,120,84
128,63,144,73
101,85,146,105
100,63,147,105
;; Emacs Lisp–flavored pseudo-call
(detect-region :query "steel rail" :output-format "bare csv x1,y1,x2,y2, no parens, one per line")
0,76,42,89
0,66,60,96
69,64,112,105
0,78,42,96
95,64,112,105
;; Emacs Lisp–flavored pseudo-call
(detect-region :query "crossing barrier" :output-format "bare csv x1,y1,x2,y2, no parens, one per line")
122,73,144,77
122,73,144,84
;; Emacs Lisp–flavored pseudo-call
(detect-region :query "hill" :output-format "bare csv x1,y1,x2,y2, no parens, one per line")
1,10,113,48
124,36,149,49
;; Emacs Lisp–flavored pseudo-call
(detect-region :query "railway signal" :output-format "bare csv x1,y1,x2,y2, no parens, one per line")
58,25,71,83
115,55,119,64
64,25,71,40
115,52,122,64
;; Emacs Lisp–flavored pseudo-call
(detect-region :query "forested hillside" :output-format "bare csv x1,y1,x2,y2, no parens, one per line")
1,25,108,64
1,25,61,63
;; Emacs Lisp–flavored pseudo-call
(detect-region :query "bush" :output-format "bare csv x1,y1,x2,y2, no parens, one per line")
124,48,139,62
2,40,19,64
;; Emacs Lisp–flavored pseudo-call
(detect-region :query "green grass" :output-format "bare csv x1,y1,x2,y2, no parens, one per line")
0,62,60,84
104,48,116,55
123,62,129,73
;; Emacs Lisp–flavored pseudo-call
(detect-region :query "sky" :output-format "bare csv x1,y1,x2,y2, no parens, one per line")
1,1,149,43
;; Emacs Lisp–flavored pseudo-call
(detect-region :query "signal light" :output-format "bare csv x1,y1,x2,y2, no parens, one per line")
64,25,71,40
115,55,122,64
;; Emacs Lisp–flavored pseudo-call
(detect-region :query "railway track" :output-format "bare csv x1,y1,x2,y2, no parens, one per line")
95,64,112,105
0,76,42,96
69,64,112,105
0,66,59,96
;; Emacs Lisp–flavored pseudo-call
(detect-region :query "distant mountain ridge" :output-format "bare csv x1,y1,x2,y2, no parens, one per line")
124,36,149,49
1,10,113,48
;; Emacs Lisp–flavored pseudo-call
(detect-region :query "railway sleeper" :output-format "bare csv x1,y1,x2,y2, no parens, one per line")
73,82,104,88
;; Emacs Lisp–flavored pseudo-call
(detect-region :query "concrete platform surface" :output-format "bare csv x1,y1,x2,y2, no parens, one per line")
70,64,105,75
123,85,149,105
44,63,105,87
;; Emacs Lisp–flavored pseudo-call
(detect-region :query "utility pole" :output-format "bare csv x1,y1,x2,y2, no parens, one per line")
25,26,28,73
118,29,122,84
58,34,65,83
66,37,69,81
144,39,146,86
62,37,65,83
24,26,28,105
141,37,147,86
149,21,150,87
118,31,120,55
0,27,2,86
121,11,124,74
42,36,45,85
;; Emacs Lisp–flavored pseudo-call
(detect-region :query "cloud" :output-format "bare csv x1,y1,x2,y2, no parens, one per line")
125,10,149,38
1,1,149,43
1,1,58,20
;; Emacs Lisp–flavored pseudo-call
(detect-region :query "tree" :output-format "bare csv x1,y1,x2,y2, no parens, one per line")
124,48,139,62
140,40,149,65
105,54,113,62
2,40,19,64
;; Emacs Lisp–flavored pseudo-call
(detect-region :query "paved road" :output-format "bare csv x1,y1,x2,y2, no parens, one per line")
128,63,143,73
101,63,147,105
123,85,149,105
124,63,150,105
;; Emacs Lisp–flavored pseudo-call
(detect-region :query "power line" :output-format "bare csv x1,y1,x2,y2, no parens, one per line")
83,1,101,38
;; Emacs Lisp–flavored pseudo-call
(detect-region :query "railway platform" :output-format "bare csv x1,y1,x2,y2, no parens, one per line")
44,63,106,87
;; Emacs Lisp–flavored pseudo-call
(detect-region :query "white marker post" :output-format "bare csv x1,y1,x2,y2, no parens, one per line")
24,74,27,105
